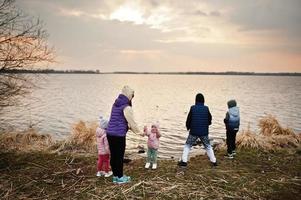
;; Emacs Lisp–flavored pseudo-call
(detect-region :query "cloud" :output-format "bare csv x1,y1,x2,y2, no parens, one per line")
194,10,207,16
58,8,85,17
120,49,162,55
210,11,221,17
223,0,301,39
14,0,301,72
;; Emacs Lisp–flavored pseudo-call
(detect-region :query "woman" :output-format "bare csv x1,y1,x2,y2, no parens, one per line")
106,85,141,184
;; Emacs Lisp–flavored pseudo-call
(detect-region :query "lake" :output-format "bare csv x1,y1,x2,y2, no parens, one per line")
1,74,301,158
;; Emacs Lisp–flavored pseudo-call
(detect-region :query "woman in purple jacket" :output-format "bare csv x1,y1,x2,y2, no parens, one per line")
106,85,141,184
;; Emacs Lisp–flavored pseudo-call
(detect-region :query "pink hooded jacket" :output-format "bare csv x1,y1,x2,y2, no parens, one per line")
144,123,161,149
96,127,110,155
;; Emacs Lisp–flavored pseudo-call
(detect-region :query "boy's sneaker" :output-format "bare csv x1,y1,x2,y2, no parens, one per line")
177,160,187,167
152,163,157,169
145,162,151,169
96,171,104,177
212,161,218,167
115,175,131,184
112,176,118,183
104,171,113,177
232,150,236,155
224,153,234,159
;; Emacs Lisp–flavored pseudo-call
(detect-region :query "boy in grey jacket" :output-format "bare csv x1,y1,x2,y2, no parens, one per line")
224,99,240,159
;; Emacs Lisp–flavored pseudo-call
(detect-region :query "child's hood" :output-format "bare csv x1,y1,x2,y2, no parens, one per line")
229,107,239,117
99,116,108,129
152,121,160,129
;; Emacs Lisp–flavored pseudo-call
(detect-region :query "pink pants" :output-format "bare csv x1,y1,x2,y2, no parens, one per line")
97,154,110,172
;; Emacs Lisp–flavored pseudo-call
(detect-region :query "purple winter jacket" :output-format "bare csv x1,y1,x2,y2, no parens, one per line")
106,94,130,137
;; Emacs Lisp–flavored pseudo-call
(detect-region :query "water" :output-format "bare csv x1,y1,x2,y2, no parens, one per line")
1,74,301,158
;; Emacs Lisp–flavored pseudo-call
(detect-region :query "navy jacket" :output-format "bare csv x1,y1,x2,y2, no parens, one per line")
186,103,212,136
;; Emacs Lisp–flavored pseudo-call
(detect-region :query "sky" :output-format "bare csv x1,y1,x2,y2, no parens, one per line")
16,0,301,72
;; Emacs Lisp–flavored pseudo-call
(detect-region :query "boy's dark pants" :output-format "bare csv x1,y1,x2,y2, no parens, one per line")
107,135,126,178
226,129,238,154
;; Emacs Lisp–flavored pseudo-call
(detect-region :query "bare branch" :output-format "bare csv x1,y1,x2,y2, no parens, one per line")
0,0,54,109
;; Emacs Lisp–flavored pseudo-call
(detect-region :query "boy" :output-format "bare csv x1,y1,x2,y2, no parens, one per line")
178,93,217,167
224,99,240,159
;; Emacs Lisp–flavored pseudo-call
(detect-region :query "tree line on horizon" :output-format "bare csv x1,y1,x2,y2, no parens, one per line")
2,68,301,76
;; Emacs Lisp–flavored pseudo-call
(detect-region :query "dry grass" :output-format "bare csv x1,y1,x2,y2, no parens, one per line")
0,149,300,199
53,121,98,154
259,114,296,136
0,121,98,154
0,128,53,152
1,116,300,154
0,117,301,199
236,129,264,150
235,115,301,151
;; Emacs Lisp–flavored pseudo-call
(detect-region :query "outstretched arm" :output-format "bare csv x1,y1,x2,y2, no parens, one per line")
124,106,140,134
156,130,161,138
142,126,148,136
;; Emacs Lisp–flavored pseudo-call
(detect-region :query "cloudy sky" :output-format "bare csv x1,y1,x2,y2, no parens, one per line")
16,0,301,72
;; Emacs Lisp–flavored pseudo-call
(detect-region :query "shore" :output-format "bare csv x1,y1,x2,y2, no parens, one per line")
1,148,300,199
1,115,301,199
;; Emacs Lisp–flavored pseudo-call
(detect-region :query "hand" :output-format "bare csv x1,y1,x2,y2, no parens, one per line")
143,125,147,132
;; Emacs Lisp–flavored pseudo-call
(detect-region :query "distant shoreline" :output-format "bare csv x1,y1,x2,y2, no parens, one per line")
109,71,301,76
1,69,301,76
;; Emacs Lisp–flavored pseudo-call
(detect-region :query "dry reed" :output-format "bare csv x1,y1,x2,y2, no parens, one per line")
0,120,98,153
236,129,263,150
54,120,98,154
0,128,53,151
259,114,295,136
1,115,300,153
235,115,301,151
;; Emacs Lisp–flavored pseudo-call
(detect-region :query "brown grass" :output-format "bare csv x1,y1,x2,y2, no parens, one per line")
235,115,301,151
0,117,300,199
53,120,98,154
0,149,300,199
259,114,296,136
0,128,53,152
0,121,98,154
1,116,300,154
236,129,264,150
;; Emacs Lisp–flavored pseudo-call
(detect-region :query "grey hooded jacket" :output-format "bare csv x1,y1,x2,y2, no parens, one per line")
224,106,240,130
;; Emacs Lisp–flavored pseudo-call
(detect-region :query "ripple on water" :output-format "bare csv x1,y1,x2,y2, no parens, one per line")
1,74,301,157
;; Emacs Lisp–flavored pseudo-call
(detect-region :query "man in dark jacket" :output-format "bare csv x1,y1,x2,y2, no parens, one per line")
224,99,240,159
178,93,217,167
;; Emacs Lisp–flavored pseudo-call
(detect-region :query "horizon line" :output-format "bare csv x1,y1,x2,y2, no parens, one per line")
3,69,301,76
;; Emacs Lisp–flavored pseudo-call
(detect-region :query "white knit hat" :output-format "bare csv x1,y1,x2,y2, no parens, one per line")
121,85,134,100
99,116,108,129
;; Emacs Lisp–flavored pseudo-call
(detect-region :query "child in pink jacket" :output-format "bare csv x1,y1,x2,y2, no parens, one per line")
96,116,112,177
143,122,161,169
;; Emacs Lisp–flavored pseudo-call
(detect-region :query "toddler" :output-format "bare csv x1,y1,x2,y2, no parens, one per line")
143,123,161,169
96,116,113,177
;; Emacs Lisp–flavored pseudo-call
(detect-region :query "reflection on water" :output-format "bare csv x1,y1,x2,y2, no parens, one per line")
1,74,301,158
